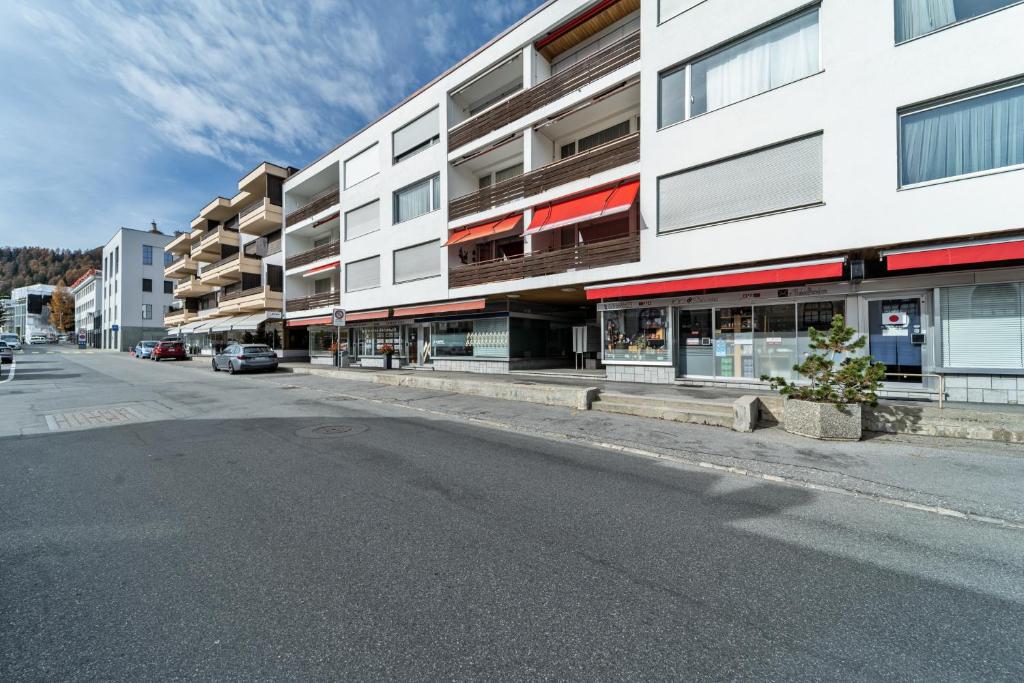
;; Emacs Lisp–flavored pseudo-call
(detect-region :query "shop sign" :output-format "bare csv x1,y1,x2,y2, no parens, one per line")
881,310,909,336
266,311,283,320
597,284,846,311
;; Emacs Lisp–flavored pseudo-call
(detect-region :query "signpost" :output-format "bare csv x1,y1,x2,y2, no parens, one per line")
78,332,87,350
332,308,346,368
332,308,346,327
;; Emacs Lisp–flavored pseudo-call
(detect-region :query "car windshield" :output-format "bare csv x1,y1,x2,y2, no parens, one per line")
243,346,271,353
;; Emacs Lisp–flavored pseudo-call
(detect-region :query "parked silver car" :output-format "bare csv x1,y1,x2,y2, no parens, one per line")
0,334,21,350
212,343,279,374
134,340,159,359
0,341,13,364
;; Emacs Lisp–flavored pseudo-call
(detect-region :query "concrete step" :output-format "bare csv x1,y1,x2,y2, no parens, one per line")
866,404,1024,443
592,392,734,428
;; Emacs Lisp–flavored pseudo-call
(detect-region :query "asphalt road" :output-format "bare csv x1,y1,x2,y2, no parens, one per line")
1,348,1023,681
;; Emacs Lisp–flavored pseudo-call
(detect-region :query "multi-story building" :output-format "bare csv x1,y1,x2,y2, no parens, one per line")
2,284,57,341
164,162,294,356
70,268,103,347
281,0,1024,403
101,225,175,351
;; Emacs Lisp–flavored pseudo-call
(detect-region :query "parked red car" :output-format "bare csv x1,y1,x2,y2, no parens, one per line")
151,341,188,361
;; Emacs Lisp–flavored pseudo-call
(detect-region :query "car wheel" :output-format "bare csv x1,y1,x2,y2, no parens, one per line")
212,359,219,372
228,362,236,375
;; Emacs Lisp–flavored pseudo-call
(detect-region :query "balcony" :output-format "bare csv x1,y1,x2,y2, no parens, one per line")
218,286,284,314
163,307,194,327
449,132,639,220
447,31,640,152
199,252,262,286
164,254,199,279
191,227,240,262
166,231,192,255
174,276,216,297
285,240,341,270
285,186,340,227
244,236,282,258
239,197,284,236
449,233,639,288
286,291,340,312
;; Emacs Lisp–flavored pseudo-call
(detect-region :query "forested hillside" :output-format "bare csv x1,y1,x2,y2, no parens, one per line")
0,246,102,295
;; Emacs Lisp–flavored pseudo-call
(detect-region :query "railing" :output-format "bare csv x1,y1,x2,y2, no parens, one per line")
204,252,251,272
285,186,340,227
285,240,341,270
220,285,266,303
448,31,640,151
448,132,639,220
449,233,640,288
286,291,340,312
243,237,281,258
195,226,238,250
240,197,276,219
267,239,282,256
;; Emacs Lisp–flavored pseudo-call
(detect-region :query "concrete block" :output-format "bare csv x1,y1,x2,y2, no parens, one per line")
943,375,968,388
982,389,1009,404
945,388,968,403
967,389,985,403
991,377,1017,391
1017,377,1024,391
967,375,992,389
732,396,759,433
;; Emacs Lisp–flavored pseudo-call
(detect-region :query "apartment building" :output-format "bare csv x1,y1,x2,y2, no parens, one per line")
3,284,57,341
70,268,102,347
101,225,175,351
281,0,1024,403
164,162,295,356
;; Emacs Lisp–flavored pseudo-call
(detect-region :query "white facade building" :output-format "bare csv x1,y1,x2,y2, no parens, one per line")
281,0,1024,403
3,284,57,341
70,268,102,347
101,225,174,351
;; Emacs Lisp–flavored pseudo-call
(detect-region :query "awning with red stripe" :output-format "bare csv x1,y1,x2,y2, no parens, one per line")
445,214,523,246
528,180,639,234
286,315,332,327
393,299,486,318
585,258,845,300
882,236,1024,271
346,309,390,322
301,260,340,277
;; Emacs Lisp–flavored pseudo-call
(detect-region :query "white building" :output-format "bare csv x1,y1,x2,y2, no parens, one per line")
70,268,103,347
3,284,57,341
281,0,1024,403
101,225,175,351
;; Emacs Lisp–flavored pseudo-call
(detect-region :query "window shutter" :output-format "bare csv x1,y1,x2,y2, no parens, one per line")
346,256,380,292
345,201,380,240
344,144,379,189
394,241,440,283
393,108,439,160
941,284,1024,369
658,133,823,232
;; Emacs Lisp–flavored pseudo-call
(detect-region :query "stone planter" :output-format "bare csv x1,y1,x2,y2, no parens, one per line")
783,399,862,441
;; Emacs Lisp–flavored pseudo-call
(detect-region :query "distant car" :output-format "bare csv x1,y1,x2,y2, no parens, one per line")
212,343,278,374
0,341,13,364
152,341,188,361
58,334,69,343
0,334,21,350
134,340,159,359
29,335,48,345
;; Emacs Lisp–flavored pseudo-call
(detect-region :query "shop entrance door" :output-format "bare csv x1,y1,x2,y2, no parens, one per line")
420,325,432,365
868,298,923,383
715,307,755,378
677,309,714,377
407,325,432,365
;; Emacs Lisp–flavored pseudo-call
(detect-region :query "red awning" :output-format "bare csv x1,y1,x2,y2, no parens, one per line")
528,180,639,234
883,237,1024,271
534,0,622,51
286,316,332,327
301,260,340,276
585,258,845,300
393,299,486,318
346,309,390,322
445,214,523,246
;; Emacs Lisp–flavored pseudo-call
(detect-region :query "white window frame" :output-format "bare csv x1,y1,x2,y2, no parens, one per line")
393,240,442,285
392,107,440,164
393,174,441,224
895,0,1024,44
345,255,381,293
656,6,822,129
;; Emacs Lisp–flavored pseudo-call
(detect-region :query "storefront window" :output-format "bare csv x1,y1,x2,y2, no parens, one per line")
469,319,508,358
509,318,571,359
309,327,336,357
432,318,509,358
715,307,754,378
942,284,1023,369
433,321,473,356
603,307,670,362
754,304,797,380
354,325,402,356
798,300,845,364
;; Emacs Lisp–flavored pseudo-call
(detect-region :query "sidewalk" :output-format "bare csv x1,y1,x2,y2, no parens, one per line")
270,367,1024,527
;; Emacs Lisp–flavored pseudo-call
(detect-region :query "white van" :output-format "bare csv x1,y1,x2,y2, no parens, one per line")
29,334,48,345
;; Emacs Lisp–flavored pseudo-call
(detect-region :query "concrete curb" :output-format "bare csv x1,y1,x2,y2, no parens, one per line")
280,365,598,410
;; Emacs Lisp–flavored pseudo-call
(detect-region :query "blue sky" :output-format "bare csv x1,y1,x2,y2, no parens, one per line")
0,0,544,250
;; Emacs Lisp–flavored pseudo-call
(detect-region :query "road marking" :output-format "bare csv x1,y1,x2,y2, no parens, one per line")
0,357,15,384
44,406,147,432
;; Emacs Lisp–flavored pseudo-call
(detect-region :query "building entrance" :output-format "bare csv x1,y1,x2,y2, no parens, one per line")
868,298,923,383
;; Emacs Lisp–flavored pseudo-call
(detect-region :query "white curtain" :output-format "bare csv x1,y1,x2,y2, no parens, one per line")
396,179,432,222
895,0,957,42
901,85,1024,185
695,10,819,115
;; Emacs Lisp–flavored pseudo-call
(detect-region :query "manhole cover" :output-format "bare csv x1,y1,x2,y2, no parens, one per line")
294,423,366,439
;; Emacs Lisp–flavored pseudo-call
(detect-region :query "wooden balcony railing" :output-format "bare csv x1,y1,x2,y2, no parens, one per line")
448,31,640,151
219,285,280,303
448,233,639,288
448,132,639,220
204,252,256,272
243,237,282,258
286,291,340,312
286,240,341,270
240,196,278,219
285,186,340,227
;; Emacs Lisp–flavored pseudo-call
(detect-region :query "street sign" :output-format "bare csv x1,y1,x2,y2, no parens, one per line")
111,324,120,332
332,307,346,327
